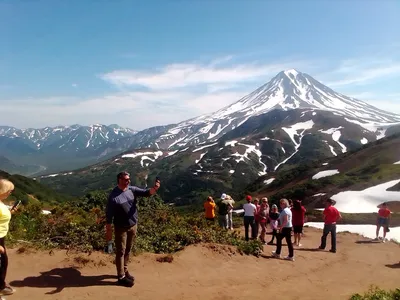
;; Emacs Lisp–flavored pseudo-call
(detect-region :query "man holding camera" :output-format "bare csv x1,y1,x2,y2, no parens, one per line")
105,171,160,287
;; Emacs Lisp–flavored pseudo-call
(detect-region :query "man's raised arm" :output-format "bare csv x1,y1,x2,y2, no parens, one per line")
130,178,161,197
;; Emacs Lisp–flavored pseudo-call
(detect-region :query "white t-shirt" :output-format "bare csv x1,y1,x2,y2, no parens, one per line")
279,207,293,228
243,203,256,217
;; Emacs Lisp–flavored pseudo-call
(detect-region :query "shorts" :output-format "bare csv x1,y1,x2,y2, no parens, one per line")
378,217,388,226
293,225,303,234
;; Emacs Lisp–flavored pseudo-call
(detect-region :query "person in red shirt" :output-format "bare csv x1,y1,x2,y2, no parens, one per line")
291,200,306,247
319,199,341,253
376,202,391,242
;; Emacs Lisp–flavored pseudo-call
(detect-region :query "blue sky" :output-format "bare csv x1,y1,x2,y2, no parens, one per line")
1,0,400,129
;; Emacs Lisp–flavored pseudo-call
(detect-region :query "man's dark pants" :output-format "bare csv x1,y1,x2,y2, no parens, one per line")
320,224,337,251
114,225,137,278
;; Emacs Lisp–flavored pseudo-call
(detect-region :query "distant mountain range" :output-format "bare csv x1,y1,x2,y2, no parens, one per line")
2,69,400,188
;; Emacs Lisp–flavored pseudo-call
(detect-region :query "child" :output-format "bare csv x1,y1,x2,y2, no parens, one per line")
268,204,280,245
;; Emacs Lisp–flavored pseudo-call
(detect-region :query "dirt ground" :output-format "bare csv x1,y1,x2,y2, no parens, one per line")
4,227,400,300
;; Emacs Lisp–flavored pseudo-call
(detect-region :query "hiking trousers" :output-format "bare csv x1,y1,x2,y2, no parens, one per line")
114,225,137,278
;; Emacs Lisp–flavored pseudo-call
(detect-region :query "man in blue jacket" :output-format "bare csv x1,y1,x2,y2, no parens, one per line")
105,171,160,287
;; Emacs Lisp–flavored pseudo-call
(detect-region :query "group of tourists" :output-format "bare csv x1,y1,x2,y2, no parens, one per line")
204,193,343,261
0,172,395,295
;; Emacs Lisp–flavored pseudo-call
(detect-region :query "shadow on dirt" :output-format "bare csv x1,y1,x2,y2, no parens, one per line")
10,267,117,294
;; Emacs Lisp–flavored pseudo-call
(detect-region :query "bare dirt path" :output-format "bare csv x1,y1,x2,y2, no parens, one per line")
5,227,400,300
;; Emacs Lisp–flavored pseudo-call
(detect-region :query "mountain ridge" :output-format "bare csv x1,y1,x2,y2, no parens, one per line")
2,69,400,176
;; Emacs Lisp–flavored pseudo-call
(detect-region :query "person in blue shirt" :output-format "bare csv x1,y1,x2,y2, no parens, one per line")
105,171,160,287
271,198,294,261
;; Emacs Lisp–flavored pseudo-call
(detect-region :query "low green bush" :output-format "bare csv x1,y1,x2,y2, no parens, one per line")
8,192,263,256
350,286,400,299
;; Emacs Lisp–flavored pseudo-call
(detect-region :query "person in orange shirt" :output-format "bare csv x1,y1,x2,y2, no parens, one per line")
204,196,216,222
376,202,391,242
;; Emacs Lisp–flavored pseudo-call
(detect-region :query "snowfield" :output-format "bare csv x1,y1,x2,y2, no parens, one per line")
264,178,275,185
305,222,400,242
330,179,400,213
312,169,340,179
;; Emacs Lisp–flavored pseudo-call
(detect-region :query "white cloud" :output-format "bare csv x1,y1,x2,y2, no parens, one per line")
99,58,306,90
2,53,400,130
0,89,246,130
324,59,400,87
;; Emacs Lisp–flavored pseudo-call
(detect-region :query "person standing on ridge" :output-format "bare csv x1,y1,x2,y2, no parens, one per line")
272,198,294,261
319,199,341,253
243,195,257,241
258,197,270,244
216,196,229,229
375,202,391,242
253,198,261,238
291,200,306,247
221,193,235,230
204,196,216,222
268,204,280,245
105,172,160,287
0,179,19,296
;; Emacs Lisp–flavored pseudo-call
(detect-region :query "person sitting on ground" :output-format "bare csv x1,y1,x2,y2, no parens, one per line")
105,172,160,287
258,197,269,244
376,202,391,242
204,196,216,222
319,198,341,253
221,193,235,230
291,200,306,247
272,198,294,261
216,196,229,229
0,179,20,296
243,195,257,241
268,204,280,245
253,198,261,238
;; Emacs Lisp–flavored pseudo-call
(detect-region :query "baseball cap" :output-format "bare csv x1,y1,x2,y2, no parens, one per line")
246,195,252,201
221,193,227,200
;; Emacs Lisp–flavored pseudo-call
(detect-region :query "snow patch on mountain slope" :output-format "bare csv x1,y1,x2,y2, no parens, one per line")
319,126,343,134
167,150,179,157
274,120,314,170
331,179,400,213
312,169,340,179
122,151,163,159
361,138,368,144
195,152,207,164
193,142,217,152
225,140,238,147
332,130,347,153
264,178,275,185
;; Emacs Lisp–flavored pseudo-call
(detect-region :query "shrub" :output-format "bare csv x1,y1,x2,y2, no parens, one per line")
8,192,262,256
350,286,400,300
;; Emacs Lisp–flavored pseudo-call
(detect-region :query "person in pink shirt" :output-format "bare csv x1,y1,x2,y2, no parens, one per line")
253,198,261,238
258,197,269,244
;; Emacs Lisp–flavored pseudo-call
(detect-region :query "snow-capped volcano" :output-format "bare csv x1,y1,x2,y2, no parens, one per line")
151,69,400,149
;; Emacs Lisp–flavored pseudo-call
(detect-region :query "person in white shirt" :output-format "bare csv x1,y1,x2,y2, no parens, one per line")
242,195,257,241
272,198,294,261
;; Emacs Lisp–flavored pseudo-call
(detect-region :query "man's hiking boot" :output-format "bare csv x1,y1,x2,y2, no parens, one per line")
117,276,134,287
125,271,135,281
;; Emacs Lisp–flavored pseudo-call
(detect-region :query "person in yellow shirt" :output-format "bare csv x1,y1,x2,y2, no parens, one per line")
0,179,19,296
204,196,216,222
